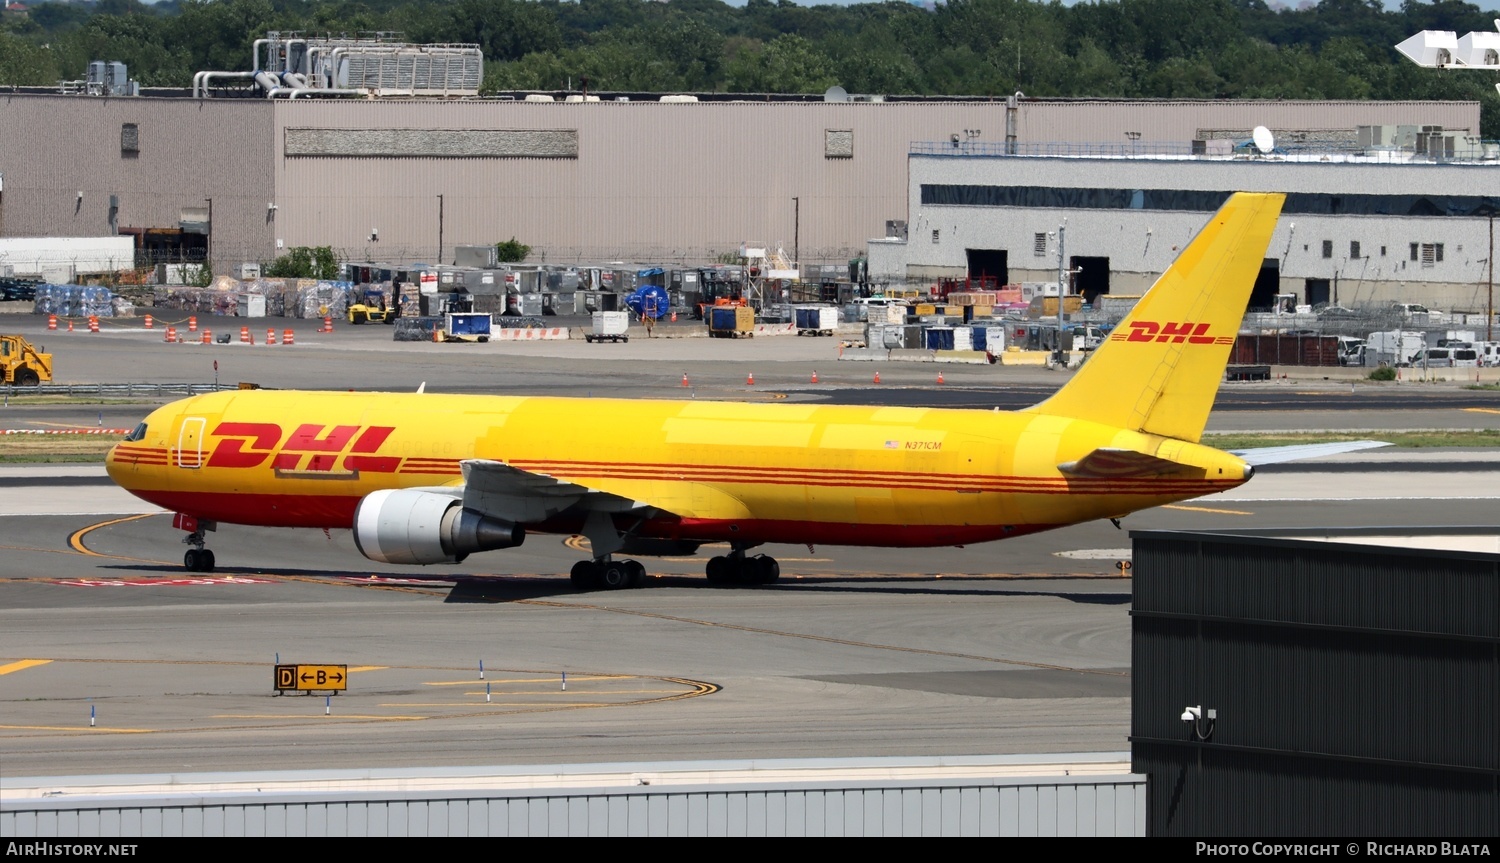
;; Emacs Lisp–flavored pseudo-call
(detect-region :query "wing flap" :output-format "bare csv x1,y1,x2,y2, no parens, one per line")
460,459,647,523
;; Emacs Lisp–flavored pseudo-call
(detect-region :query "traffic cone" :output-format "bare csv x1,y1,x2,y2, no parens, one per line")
47,314,57,331
143,314,153,329
240,326,251,344
682,373,690,387
266,328,277,345
670,311,677,322
164,326,176,343
937,371,945,385
746,372,755,385
202,329,211,344
188,316,198,333
873,371,881,384
88,316,99,333
321,315,332,333
67,319,74,333
283,329,294,345
811,370,819,383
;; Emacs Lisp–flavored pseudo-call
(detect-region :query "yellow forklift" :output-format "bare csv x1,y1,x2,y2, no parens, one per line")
347,289,397,325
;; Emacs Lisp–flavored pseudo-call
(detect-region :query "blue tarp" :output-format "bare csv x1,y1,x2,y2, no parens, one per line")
625,285,670,319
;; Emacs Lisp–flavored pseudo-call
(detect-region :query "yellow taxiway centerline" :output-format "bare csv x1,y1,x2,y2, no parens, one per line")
1163,504,1254,515
0,659,53,675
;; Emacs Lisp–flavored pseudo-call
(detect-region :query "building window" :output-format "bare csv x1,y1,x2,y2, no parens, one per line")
931,229,940,244
120,123,139,156
1033,233,1048,256
1322,240,1333,259
1415,243,1443,267
1350,241,1360,259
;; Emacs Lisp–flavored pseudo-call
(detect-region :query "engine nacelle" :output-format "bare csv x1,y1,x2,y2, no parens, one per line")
353,488,524,565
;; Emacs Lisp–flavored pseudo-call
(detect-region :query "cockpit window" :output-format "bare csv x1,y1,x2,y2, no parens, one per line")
124,422,147,442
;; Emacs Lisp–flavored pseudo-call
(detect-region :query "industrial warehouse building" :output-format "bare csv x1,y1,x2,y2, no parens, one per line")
0,86,1484,310
869,140,1500,312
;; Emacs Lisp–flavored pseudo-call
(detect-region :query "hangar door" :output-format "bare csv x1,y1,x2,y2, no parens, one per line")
1070,256,1110,304
1248,259,1280,311
965,249,1007,285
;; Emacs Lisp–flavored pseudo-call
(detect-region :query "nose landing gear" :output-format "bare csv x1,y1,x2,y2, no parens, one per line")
174,514,218,573
182,530,216,573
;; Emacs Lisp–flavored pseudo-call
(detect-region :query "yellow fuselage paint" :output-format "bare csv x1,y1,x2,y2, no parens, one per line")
108,389,1250,547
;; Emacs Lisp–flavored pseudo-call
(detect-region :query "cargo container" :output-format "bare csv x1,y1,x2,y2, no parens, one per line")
237,293,266,317
586,311,629,343
794,305,838,336
924,327,955,351
708,305,755,338
952,326,973,351
444,313,491,342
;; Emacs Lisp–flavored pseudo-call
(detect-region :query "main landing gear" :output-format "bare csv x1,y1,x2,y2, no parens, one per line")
705,545,779,586
182,530,216,573
570,556,645,590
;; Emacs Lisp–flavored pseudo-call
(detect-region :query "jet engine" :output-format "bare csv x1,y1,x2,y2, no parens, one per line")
353,489,524,565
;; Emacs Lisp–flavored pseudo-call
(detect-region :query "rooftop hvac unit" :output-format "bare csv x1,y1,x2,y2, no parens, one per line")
335,46,483,97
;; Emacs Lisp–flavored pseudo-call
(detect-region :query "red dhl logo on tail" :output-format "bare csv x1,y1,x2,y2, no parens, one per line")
1110,322,1233,345
207,423,399,473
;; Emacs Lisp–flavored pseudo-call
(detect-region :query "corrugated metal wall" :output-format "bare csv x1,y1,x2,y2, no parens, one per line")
1130,530,1500,836
2,774,1146,837
0,94,1479,272
0,96,274,265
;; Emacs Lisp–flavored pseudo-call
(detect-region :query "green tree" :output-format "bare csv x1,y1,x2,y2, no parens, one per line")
727,33,835,94
264,246,339,280
496,237,531,263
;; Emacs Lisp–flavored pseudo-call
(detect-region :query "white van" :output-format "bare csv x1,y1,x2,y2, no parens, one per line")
1406,346,1479,368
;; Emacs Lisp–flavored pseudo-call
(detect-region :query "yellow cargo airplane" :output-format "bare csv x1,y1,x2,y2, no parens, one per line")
106,192,1382,587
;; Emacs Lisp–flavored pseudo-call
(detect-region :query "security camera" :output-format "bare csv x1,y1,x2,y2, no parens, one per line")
1180,706,1201,722
369,228,379,242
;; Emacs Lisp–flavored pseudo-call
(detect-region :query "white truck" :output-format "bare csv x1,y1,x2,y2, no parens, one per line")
1363,330,1424,367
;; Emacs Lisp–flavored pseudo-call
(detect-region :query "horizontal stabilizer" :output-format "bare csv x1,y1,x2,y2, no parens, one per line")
1058,448,1201,479
1229,440,1390,466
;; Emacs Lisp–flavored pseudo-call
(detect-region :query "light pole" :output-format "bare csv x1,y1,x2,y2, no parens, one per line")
437,194,445,265
792,196,800,275
204,197,213,272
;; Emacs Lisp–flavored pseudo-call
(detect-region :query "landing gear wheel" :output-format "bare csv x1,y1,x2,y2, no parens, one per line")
706,555,730,584
625,559,646,588
751,555,779,584
183,548,215,572
599,561,632,589
570,560,598,589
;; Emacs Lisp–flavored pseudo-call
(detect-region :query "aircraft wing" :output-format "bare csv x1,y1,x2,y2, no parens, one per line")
1058,448,1203,478
1228,440,1390,466
459,459,660,524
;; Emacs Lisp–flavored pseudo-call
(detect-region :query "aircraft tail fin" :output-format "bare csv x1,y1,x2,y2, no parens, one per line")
1024,192,1284,443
